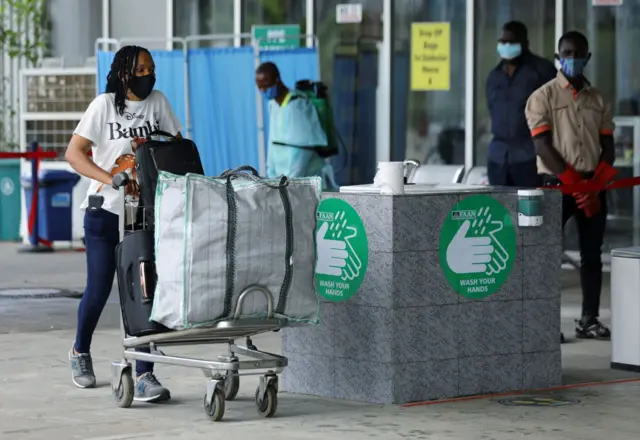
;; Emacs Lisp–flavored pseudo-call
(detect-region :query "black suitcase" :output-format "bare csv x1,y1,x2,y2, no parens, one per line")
115,229,170,337
135,130,205,228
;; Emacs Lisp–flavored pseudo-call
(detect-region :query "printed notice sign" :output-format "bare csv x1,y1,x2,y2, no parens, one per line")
336,3,363,23
592,0,622,5
411,22,451,91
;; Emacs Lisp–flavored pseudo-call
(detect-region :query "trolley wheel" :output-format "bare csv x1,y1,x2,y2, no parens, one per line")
113,370,134,408
223,373,240,401
204,388,226,422
255,385,278,418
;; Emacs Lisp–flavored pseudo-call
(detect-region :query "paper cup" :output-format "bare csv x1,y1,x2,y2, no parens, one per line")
374,162,405,195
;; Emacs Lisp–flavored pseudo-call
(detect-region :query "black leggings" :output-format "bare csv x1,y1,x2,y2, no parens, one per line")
74,209,153,376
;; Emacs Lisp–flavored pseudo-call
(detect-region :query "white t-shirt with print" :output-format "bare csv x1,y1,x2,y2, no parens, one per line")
74,90,182,216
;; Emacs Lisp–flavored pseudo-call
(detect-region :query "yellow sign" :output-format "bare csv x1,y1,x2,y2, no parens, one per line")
411,22,451,91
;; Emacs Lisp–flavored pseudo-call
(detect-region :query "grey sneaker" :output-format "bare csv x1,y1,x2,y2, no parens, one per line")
134,373,171,403
69,347,96,389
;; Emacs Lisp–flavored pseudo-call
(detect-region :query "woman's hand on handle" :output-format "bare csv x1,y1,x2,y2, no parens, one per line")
125,179,140,197
130,136,147,151
65,134,113,186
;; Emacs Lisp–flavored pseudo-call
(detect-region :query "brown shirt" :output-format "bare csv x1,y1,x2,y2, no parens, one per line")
525,71,615,174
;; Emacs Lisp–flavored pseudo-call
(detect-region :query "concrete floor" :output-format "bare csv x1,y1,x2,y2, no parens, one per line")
1,243,640,439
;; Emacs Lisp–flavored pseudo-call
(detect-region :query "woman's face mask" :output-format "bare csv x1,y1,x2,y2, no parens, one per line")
497,42,522,60
261,84,279,101
130,74,156,100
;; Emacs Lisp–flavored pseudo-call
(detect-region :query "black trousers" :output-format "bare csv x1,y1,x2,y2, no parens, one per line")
76,209,153,376
561,192,608,318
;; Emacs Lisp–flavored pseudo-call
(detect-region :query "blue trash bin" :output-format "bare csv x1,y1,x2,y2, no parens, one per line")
22,169,81,242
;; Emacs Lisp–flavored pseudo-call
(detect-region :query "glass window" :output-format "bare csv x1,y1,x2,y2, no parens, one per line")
242,0,306,34
473,0,556,167
315,0,383,185
396,0,467,165
174,0,234,46
565,0,640,115
316,0,383,88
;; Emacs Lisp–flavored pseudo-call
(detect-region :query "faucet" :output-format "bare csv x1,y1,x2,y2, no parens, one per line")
403,159,421,184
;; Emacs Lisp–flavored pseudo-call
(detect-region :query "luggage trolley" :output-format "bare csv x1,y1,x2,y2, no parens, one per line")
109,171,288,422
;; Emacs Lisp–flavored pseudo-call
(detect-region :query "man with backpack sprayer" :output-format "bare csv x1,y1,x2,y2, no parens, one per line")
255,62,337,188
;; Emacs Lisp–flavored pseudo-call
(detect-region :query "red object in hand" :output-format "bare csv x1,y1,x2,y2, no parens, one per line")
558,165,584,185
574,192,601,218
594,162,618,184
573,162,616,217
559,165,601,216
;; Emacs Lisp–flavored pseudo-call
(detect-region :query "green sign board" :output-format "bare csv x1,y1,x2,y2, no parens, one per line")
252,24,301,49
315,198,369,302
439,195,516,299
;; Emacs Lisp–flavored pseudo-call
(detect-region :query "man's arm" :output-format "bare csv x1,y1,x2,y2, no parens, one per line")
525,89,566,175
599,101,615,166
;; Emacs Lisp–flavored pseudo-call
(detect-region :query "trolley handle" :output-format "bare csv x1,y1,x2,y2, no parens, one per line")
112,171,130,189
114,171,130,242
233,286,274,320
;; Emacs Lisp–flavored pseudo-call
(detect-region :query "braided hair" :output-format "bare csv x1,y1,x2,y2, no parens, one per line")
105,45,150,116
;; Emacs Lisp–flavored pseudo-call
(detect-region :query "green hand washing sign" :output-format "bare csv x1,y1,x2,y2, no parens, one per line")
315,198,369,302
251,24,301,49
439,195,516,299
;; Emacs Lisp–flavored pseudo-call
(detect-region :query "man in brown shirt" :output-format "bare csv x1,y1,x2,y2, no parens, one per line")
525,31,616,341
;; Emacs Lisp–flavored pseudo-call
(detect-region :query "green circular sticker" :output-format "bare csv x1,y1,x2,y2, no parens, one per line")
439,195,516,299
315,198,369,302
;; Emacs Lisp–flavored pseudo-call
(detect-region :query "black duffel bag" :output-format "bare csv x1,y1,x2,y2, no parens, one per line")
135,130,205,228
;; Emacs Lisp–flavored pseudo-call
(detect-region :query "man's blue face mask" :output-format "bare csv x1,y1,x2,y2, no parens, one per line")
558,57,588,78
497,42,522,60
261,85,278,100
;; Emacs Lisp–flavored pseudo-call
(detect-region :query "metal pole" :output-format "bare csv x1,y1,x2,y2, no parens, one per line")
306,0,315,48
254,42,267,176
633,117,640,246
183,39,191,139
464,0,475,171
101,0,110,51
555,0,564,69
29,142,38,247
166,0,175,51
388,0,396,161
382,0,394,163
234,0,242,47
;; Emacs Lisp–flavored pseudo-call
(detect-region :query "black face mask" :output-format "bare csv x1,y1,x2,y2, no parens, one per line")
129,74,156,100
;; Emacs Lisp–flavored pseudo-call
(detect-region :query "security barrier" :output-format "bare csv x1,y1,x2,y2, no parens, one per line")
0,142,57,251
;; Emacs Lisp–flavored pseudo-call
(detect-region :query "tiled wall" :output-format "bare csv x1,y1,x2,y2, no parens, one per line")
283,189,563,404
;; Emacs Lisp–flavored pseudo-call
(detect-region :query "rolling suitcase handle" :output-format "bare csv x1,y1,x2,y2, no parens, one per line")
112,171,130,242
124,257,154,305
139,259,155,304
